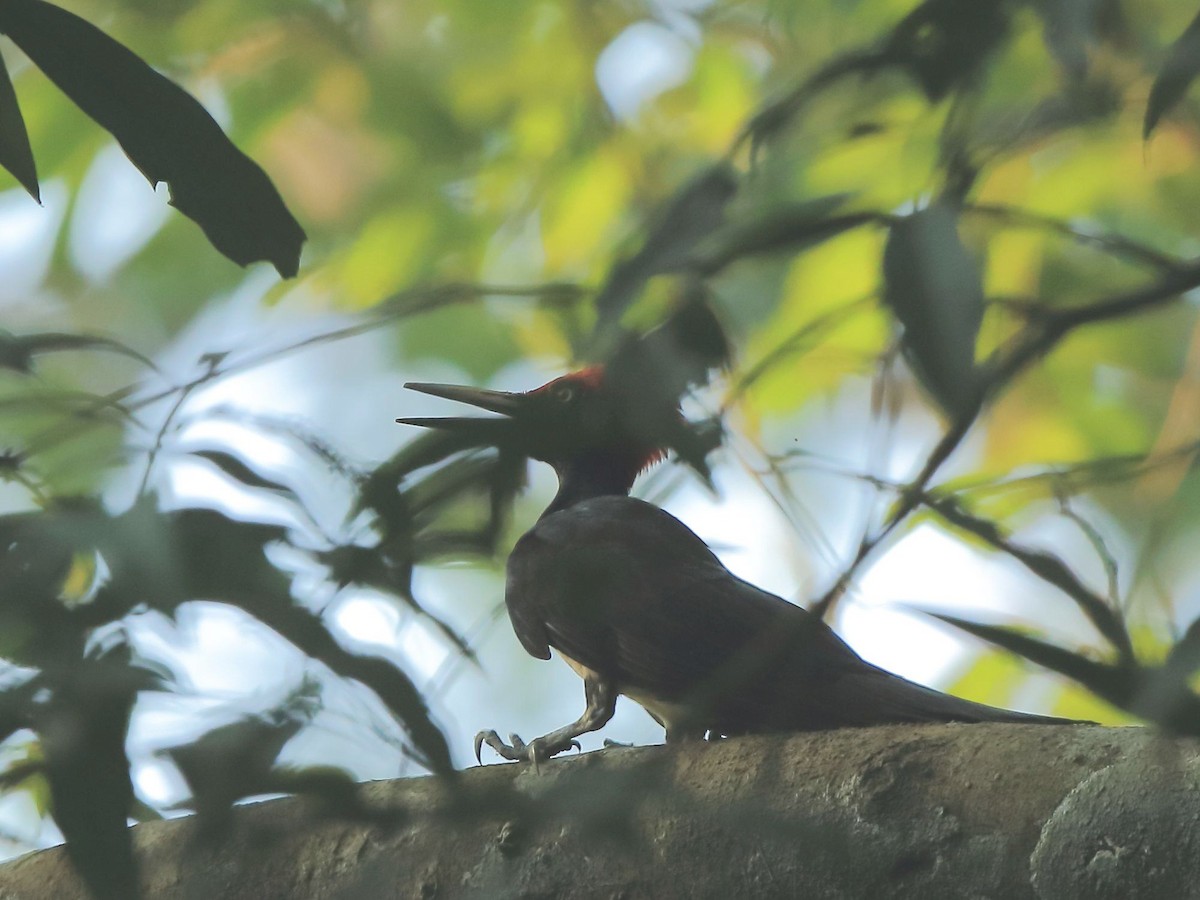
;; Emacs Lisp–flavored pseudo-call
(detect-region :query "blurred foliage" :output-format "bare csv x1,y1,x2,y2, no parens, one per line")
0,0,305,275
4,0,1200,896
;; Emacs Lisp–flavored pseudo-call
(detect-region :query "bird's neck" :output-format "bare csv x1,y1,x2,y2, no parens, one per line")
544,451,645,516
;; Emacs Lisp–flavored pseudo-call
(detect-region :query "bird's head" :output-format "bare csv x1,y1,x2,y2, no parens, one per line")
397,366,673,480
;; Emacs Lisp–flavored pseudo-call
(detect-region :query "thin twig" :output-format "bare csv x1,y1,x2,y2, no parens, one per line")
809,259,1200,620
1054,490,1123,610
136,365,213,497
722,296,876,411
921,492,1135,664
966,204,1187,274
22,281,586,460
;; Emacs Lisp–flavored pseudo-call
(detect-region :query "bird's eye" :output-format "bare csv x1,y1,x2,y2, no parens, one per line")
551,383,576,404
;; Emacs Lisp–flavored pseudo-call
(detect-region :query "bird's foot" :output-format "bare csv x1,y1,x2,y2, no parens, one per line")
473,730,528,764
473,730,580,769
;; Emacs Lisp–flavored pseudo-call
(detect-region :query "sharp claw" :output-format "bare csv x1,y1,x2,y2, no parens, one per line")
474,729,518,764
471,727,584,768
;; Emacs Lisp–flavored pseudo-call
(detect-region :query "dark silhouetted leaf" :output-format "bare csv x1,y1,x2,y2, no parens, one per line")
0,54,38,202
256,599,453,773
0,449,23,475
933,612,1200,732
361,433,532,556
0,678,38,745
265,765,387,823
0,510,83,667
605,290,727,408
86,503,454,774
1165,616,1200,675
594,164,738,331
40,653,159,900
191,449,296,497
928,613,1132,704
0,330,157,375
487,447,529,535
403,452,504,518
924,493,1134,660
1137,616,1200,730
883,202,985,420
397,449,529,548
373,430,497,491
86,502,289,622
202,407,357,478
164,681,317,827
0,759,42,794
319,543,476,662
885,0,1011,101
742,1,1014,151
0,0,305,276
604,290,730,482
741,51,888,151
1145,8,1200,139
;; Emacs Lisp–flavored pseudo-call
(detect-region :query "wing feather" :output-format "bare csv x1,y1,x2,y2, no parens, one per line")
505,496,1068,732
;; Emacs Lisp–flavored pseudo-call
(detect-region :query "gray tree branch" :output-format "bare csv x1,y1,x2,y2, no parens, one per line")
0,724,1196,899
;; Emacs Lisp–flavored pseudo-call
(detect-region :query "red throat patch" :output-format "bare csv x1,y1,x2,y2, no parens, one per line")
638,447,667,474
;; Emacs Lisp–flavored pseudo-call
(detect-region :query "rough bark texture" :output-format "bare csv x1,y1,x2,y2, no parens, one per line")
0,724,1197,899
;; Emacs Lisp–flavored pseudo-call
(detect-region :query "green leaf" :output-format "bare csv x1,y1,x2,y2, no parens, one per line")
690,198,873,275
0,330,157,374
0,0,305,276
1145,9,1200,139
1034,0,1090,78
594,164,738,332
1033,0,1128,81
0,52,38,202
945,648,1023,709
882,202,985,420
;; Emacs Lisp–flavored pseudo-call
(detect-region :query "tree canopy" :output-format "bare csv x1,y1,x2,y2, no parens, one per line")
3,0,1200,896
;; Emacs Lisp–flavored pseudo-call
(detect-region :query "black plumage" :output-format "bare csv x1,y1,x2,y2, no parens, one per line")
510,495,1062,737
399,368,1070,765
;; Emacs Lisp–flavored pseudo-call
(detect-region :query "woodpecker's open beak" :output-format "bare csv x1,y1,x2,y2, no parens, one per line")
396,382,525,441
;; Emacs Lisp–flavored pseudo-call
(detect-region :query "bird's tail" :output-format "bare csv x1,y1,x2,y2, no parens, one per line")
845,668,1085,727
